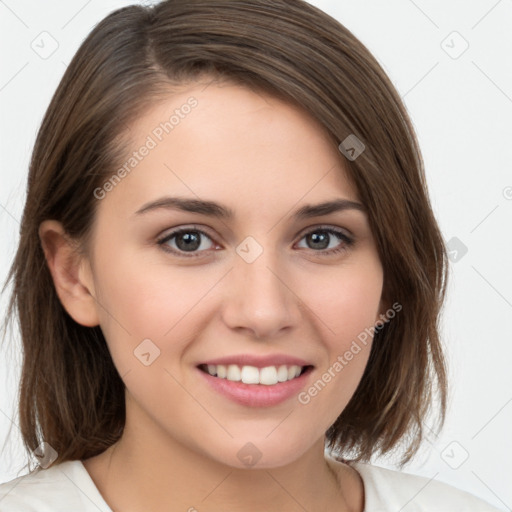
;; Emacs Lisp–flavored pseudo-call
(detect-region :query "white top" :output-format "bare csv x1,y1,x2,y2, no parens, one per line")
0,459,502,511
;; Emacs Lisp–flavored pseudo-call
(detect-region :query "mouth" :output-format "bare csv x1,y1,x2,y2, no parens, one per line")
198,363,313,386
196,358,314,407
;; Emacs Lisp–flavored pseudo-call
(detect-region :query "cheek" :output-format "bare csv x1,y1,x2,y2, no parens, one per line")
94,244,207,332
92,247,222,373
295,270,380,426
300,258,383,345
295,259,382,403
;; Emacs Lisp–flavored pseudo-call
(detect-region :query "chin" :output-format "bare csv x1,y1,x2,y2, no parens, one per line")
200,434,316,470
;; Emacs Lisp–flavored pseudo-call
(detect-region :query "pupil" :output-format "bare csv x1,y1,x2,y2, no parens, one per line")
177,232,200,251
308,232,329,249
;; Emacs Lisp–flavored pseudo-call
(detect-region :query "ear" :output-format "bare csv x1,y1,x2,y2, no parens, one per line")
38,220,100,327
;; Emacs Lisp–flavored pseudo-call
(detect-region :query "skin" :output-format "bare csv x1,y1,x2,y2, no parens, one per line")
40,79,388,512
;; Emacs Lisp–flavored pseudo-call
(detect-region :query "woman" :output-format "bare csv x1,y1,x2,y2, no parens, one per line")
0,0,502,510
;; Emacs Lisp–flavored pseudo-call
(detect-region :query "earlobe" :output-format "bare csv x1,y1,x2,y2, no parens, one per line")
38,220,100,327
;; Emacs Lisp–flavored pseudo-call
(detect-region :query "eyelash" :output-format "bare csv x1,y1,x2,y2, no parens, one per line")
156,225,354,259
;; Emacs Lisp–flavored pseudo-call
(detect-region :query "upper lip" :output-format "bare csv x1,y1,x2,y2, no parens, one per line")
198,354,313,368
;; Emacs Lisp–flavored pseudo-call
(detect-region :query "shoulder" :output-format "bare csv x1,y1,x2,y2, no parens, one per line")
350,461,503,512
0,460,111,512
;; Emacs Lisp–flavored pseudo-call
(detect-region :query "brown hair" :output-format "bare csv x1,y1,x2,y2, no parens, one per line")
1,0,448,472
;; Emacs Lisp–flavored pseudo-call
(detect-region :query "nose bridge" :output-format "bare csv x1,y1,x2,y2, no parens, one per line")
221,237,299,338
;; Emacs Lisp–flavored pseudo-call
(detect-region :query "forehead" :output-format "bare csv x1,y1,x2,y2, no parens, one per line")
99,81,362,218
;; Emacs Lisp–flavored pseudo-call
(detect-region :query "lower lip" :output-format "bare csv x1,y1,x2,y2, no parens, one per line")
197,367,312,407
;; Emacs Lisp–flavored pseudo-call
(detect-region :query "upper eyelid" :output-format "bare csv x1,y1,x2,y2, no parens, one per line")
157,224,351,248
158,225,217,243
296,224,351,239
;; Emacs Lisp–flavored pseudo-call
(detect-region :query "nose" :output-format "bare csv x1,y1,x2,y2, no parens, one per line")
221,246,302,340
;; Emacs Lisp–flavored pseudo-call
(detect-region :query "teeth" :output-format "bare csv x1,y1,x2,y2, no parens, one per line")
277,365,289,382
288,365,300,379
204,364,306,385
241,365,260,384
260,366,278,386
227,364,241,381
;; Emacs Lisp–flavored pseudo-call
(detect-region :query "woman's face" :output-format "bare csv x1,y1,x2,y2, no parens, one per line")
82,80,385,468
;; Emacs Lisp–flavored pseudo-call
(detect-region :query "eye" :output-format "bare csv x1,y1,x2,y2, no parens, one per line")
157,226,217,257
295,227,354,255
157,225,354,258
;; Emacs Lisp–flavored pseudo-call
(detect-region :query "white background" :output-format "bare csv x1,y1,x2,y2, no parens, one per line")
1,1,511,510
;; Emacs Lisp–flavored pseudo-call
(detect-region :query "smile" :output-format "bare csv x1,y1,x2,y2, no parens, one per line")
196,357,314,407
199,364,309,385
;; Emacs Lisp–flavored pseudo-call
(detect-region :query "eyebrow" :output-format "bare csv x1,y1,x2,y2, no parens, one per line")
134,196,366,220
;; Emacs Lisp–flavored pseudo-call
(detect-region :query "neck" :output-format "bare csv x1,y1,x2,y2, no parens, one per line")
82,400,362,512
